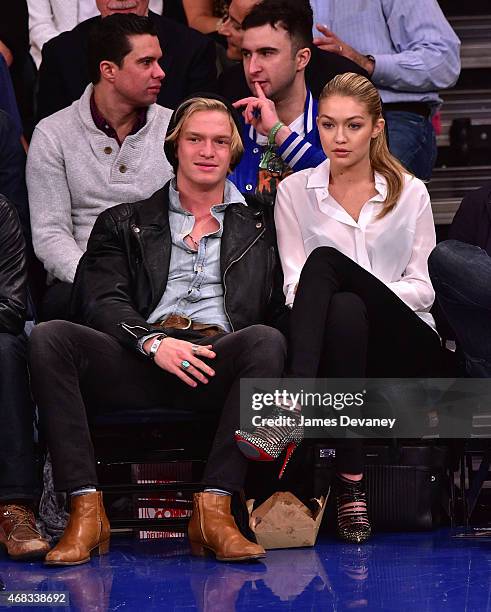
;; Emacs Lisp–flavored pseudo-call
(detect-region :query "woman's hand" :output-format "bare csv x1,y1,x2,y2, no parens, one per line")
143,336,216,387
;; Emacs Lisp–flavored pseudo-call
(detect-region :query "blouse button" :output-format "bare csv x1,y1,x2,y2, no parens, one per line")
119,164,127,173
245,184,253,191
104,146,112,155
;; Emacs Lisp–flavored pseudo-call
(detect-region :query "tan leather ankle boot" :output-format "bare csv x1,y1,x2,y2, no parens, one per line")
188,492,265,562
45,491,110,566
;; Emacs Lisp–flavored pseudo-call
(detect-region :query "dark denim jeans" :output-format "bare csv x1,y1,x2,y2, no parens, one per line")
385,110,437,182
429,240,491,377
0,332,39,502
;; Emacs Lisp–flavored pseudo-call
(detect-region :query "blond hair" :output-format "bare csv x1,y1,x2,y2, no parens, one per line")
165,97,244,172
319,73,410,217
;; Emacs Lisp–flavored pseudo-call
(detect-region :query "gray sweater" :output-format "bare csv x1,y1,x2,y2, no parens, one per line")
27,84,173,283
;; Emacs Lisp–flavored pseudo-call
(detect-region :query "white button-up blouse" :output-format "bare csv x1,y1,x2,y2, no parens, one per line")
274,158,436,330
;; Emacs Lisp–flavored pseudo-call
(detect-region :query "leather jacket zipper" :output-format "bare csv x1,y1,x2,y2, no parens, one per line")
267,246,274,304
131,223,143,259
119,322,151,338
222,227,266,331
119,225,153,340
131,222,158,305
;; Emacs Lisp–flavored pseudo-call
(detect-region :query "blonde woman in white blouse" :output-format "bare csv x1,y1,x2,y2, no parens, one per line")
239,73,444,544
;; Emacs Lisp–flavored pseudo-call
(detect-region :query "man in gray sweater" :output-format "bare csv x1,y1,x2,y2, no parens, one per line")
26,14,173,319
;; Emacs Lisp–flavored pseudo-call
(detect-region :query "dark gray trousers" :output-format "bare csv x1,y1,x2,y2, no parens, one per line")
28,321,286,493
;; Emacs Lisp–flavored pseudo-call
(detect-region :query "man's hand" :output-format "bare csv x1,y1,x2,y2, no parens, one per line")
313,24,375,76
233,82,284,136
143,336,216,387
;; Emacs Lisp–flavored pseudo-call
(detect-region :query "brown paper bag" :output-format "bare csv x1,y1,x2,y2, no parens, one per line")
248,491,328,550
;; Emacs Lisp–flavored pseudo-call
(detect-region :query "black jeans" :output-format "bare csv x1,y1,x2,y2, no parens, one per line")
28,321,286,493
0,332,39,502
289,247,444,474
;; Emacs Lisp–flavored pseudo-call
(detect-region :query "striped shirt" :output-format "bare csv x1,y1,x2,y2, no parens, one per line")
310,0,461,106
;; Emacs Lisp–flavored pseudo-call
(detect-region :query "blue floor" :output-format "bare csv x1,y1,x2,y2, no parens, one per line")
1,529,491,611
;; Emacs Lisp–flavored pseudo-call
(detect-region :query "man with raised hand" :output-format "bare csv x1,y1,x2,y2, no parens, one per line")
218,0,368,101
228,0,326,205
310,0,460,180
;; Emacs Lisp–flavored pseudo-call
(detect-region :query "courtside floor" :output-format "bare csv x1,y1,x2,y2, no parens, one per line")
0,529,490,611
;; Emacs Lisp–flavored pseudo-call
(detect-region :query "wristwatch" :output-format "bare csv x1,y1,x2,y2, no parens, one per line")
148,334,166,360
362,54,375,76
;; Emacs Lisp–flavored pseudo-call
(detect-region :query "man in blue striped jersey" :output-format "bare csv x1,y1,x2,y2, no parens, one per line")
229,0,325,206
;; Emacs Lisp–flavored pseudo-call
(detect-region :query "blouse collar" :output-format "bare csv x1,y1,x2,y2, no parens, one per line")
306,158,388,203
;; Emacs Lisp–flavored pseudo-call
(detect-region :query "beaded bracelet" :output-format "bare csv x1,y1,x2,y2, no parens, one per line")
259,122,286,170
268,121,285,145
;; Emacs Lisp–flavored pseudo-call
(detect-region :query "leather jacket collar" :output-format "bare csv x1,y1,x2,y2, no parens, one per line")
126,183,267,318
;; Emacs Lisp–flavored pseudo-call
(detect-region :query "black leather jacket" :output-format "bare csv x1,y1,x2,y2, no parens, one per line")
71,182,287,350
0,195,27,335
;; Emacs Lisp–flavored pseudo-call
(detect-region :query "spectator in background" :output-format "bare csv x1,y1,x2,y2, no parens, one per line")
27,15,173,320
0,195,49,561
311,0,461,181
182,0,227,34
36,0,216,120
228,1,325,205
0,0,36,139
0,110,30,245
429,184,491,377
0,1,29,72
28,0,164,68
218,0,368,101
0,58,23,140
0,110,45,312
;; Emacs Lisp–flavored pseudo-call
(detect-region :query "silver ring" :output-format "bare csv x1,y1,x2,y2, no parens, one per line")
180,360,191,370
339,44,343,52
191,344,199,355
